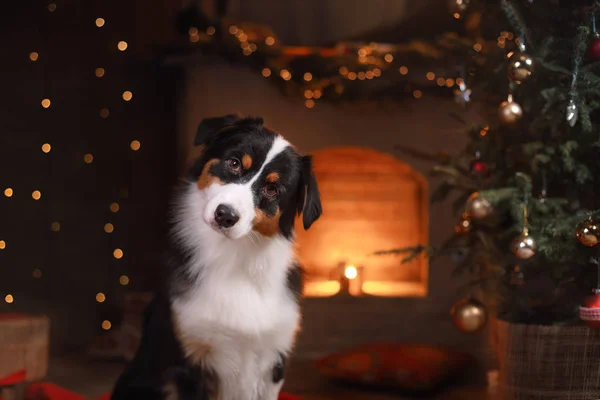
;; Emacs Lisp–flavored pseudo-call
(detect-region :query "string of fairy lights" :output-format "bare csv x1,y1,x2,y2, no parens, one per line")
1,2,144,333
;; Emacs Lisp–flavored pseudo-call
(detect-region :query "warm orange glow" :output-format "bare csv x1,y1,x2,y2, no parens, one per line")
313,89,322,99
339,66,349,75
399,66,408,75
303,72,313,82
347,72,357,80
437,77,445,86
4,188,13,197
229,25,238,35
33,269,42,278
280,69,291,81
344,265,358,280
95,18,105,27
426,72,435,80
413,90,422,99
188,27,198,36
242,48,252,56
304,90,313,99
32,190,41,200
96,293,106,303
102,320,112,330
480,126,489,137
5,294,13,304
48,3,56,12
453,12,460,19
456,77,464,86
110,202,120,213
100,108,109,118
261,68,271,77
51,222,60,232
362,282,427,297
41,143,51,153
357,48,367,57
303,281,340,297
0,240,5,249
122,91,133,101
373,68,381,77
446,78,455,87
130,140,141,151
265,36,275,46
104,223,114,233
30,52,39,61
113,248,123,259
384,54,394,63
117,41,128,51
119,275,130,285
305,99,315,109
206,26,216,35
473,43,483,52
357,72,366,80
84,153,93,163
190,34,200,43
41,99,51,108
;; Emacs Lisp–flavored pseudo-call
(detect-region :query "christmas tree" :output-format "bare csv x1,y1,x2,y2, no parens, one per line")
380,0,600,326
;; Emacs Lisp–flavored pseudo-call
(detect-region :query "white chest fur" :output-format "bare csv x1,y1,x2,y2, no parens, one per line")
171,199,301,400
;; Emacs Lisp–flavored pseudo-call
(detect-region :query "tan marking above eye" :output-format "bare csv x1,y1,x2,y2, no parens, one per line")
197,158,223,190
242,154,252,169
253,209,281,237
266,172,280,183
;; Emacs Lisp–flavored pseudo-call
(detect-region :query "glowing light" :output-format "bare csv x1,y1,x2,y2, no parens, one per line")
50,222,60,232
113,248,123,259
96,293,106,303
32,190,41,200
5,294,13,304
110,202,120,213
117,41,128,51
304,90,313,99
261,68,271,77
188,27,198,36
95,18,105,27
30,52,39,61
0,240,5,249
82,153,93,164
303,72,313,82
426,72,435,80
33,269,42,278
265,36,275,46
95,68,105,77
384,54,394,63
313,89,322,99
365,71,374,79
437,77,446,86
100,108,110,118
242,48,252,56
102,320,112,330
130,140,141,151
399,66,408,75
480,126,489,137
206,26,216,35
122,91,133,101
446,78,455,87
347,72,357,80
190,34,200,43
373,68,381,77
305,99,315,109
339,66,349,75
4,188,13,197
344,265,358,280
104,223,114,233
473,43,483,52
119,275,130,285
358,55,367,64
456,77,464,86
229,26,238,35
41,99,51,108
357,71,366,80
413,90,423,99
48,3,56,12
280,69,291,81
358,48,367,57
453,12,460,19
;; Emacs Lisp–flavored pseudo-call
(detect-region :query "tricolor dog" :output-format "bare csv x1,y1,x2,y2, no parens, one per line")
111,115,322,400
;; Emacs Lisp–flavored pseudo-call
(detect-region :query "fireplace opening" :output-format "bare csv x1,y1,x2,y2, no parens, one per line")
296,147,428,298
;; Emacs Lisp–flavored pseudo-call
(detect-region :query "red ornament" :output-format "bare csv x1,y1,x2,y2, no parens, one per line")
587,34,600,60
580,289,600,329
470,160,489,177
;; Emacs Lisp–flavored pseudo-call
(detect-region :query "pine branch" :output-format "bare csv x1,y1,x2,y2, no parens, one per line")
500,0,535,51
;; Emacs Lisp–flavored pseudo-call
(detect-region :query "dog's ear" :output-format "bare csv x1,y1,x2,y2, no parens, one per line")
194,114,240,146
297,155,322,230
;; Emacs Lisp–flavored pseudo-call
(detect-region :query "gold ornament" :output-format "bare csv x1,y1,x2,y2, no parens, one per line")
455,213,473,234
498,97,523,125
466,192,493,219
576,218,599,247
451,298,487,333
512,229,537,259
508,52,534,84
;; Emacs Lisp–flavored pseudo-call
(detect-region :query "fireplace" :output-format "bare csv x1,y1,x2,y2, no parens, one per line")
297,147,428,298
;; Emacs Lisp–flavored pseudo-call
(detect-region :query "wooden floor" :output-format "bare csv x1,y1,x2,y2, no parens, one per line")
48,356,494,399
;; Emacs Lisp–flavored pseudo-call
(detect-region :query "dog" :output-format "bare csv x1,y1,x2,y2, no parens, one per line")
111,115,322,400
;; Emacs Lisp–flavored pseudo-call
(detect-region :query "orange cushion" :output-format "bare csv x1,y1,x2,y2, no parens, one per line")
315,343,472,392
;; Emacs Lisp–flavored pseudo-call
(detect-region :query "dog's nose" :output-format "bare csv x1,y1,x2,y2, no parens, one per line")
214,204,239,228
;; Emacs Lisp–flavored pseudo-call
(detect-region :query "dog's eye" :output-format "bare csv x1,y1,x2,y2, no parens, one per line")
226,158,242,174
262,184,278,199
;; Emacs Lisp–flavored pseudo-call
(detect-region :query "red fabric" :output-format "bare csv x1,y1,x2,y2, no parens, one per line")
315,343,472,392
24,383,86,400
0,370,26,386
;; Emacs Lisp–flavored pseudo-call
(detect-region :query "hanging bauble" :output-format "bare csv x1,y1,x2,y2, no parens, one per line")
509,265,525,286
507,52,534,84
448,0,470,17
498,97,523,125
576,218,599,247
580,289,600,329
455,213,473,234
451,298,487,333
566,99,578,127
470,159,490,177
512,229,537,259
454,81,471,107
466,192,493,219
587,33,600,60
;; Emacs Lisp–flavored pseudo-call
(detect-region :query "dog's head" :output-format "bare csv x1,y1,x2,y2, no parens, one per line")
187,115,322,240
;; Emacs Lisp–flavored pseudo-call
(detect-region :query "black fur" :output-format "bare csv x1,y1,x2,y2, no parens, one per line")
272,353,287,383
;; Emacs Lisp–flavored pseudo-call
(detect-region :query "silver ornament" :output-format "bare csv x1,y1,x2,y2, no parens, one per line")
498,97,523,125
508,52,534,84
512,229,537,260
454,81,471,107
466,192,493,219
566,99,578,127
